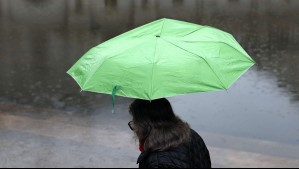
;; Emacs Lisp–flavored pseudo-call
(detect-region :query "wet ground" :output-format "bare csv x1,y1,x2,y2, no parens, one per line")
0,0,299,167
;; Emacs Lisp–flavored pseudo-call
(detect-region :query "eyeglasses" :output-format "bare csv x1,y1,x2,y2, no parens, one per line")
128,121,135,131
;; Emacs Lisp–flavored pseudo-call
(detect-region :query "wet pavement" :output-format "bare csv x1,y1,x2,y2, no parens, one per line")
0,0,299,167
1,102,299,168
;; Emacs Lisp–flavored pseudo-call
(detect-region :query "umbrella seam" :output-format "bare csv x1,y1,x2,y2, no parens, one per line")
162,38,227,90
182,26,209,38
159,18,166,36
81,49,103,89
165,38,255,65
177,40,253,63
82,38,151,89
149,37,159,101
149,19,166,100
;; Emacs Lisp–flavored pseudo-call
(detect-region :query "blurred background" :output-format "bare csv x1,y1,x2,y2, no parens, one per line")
0,0,299,167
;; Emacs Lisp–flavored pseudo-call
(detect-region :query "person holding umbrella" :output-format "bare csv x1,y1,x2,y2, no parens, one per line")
67,18,255,168
129,98,211,168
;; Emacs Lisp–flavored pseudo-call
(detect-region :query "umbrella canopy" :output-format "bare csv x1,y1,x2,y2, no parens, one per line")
67,18,255,100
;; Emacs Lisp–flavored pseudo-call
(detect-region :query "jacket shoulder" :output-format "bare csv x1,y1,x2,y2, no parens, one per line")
138,150,188,168
189,129,212,168
137,129,211,168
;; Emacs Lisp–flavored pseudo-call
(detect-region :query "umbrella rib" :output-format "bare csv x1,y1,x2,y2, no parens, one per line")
177,40,254,63
82,38,151,89
162,38,227,90
149,38,159,100
149,20,166,100
182,26,208,38
159,19,166,36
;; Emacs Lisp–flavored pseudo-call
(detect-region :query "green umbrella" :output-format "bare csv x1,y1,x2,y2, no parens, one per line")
67,18,255,103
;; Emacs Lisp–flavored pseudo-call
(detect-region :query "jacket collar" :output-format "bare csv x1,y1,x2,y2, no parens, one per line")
137,151,150,164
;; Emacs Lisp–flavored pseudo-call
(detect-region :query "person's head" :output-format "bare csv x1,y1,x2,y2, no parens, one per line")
129,98,191,151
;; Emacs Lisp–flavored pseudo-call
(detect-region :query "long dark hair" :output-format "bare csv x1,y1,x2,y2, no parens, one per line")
129,98,191,152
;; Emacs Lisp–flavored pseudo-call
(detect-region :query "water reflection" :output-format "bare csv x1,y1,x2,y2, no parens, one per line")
0,0,298,108
173,0,184,7
105,0,118,8
141,0,149,10
24,0,52,7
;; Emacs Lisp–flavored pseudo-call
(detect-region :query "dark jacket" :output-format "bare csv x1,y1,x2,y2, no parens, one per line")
137,129,211,168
